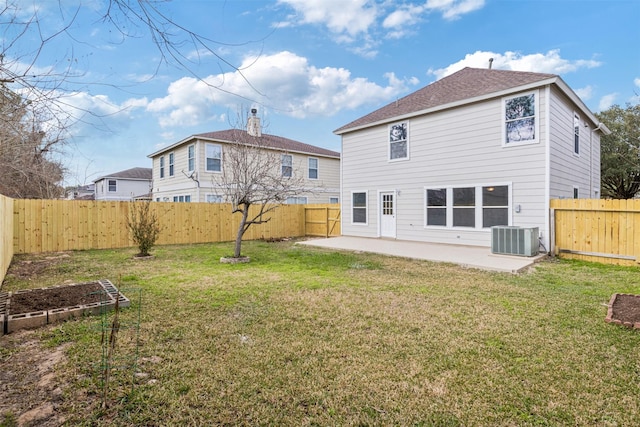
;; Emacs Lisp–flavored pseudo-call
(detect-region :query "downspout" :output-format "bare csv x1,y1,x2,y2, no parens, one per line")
544,85,551,253
592,122,605,198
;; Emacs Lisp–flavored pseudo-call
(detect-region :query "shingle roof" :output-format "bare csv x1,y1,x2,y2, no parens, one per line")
334,67,558,134
95,167,152,182
193,129,340,158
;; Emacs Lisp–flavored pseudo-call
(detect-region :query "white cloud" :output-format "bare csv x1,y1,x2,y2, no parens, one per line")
599,93,618,111
574,86,593,101
276,0,378,39
635,78,640,88
426,0,485,20
146,51,418,126
429,50,602,80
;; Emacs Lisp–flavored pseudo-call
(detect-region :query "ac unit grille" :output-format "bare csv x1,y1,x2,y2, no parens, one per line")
491,226,539,257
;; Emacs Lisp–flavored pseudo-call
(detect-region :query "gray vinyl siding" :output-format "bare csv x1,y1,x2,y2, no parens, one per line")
341,92,548,247
548,86,601,199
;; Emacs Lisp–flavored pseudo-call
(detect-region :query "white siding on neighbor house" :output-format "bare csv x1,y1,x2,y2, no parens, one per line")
341,91,549,248
151,138,340,204
95,178,151,201
548,86,601,199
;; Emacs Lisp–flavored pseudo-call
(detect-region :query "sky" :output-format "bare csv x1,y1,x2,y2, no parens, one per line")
4,0,639,186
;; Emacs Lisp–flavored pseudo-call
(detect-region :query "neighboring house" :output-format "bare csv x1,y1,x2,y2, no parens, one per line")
147,114,340,204
66,184,95,200
334,67,610,252
93,167,152,201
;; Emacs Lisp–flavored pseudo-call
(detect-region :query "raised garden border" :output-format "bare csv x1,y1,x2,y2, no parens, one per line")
0,279,130,336
605,293,640,329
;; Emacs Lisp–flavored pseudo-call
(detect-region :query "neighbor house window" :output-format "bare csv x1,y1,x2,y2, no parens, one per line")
574,113,580,155
159,156,165,178
389,122,408,160
308,158,318,179
206,194,223,203
188,144,195,171
573,187,579,199
286,196,308,204
282,154,292,177
329,197,339,204
169,152,175,176
482,185,509,228
352,191,367,224
173,195,191,202
453,187,475,228
206,143,221,172
504,92,538,145
426,188,447,226
108,180,117,192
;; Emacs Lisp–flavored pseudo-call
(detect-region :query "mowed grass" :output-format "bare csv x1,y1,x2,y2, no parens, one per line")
2,239,640,426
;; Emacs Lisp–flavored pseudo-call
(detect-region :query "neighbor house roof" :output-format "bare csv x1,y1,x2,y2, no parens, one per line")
94,167,152,183
148,129,340,159
334,67,607,135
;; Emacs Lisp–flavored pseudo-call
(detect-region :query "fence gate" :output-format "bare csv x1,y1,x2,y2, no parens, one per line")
304,205,341,237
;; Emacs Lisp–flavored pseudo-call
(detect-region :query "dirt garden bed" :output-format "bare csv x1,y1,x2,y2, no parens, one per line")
606,293,640,329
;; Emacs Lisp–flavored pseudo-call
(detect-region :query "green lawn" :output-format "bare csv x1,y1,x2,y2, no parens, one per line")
2,239,639,426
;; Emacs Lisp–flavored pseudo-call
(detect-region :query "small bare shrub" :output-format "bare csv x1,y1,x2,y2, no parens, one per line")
126,201,161,257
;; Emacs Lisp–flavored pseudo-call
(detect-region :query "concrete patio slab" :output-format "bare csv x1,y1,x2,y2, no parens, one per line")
298,236,547,273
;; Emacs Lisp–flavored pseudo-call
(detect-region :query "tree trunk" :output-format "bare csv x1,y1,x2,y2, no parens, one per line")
234,205,250,258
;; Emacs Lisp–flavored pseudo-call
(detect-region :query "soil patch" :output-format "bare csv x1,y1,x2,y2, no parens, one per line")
606,294,640,328
8,282,106,314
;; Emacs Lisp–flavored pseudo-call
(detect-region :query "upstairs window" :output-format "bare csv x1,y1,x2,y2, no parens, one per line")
188,144,195,171
282,154,292,177
389,122,408,160
159,156,165,178
504,92,538,145
108,180,117,192
206,144,222,172
574,113,580,155
308,158,318,179
169,152,175,176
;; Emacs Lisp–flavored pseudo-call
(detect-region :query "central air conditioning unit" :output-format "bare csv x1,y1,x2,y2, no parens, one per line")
491,226,539,257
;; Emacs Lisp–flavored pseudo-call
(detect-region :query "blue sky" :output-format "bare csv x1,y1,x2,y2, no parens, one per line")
4,0,639,186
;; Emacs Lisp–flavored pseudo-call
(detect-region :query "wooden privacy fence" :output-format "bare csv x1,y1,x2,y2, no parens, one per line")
1,195,14,283
304,205,341,237
11,200,330,255
551,198,640,266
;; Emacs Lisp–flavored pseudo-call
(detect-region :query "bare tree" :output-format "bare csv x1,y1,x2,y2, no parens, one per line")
214,110,310,259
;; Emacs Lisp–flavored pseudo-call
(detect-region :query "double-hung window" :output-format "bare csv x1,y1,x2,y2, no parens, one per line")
352,191,367,224
574,113,580,155
188,145,195,171
206,144,222,172
426,188,447,226
108,180,117,192
159,156,165,178
425,185,510,229
169,153,175,177
482,186,509,227
503,92,538,145
389,122,408,160
282,154,292,177
308,158,318,179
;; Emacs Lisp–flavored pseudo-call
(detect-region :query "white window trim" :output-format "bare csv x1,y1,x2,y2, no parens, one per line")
206,194,223,203
388,121,410,162
205,143,222,173
168,152,175,177
282,154,293,178
188,144,195,172
573,186,579,199
502,90,540,147
351,190,368,226
573,112,580,156
159,156,165,179
308,157,319,180
424,183,512,230
108,179,117,192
